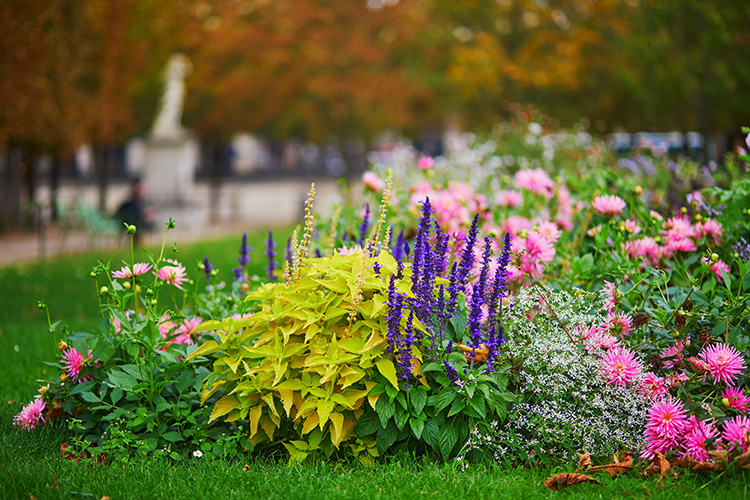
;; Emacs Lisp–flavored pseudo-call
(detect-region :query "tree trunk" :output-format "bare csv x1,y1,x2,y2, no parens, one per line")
23,148,38,228
50,155,61,222
95,146,109,212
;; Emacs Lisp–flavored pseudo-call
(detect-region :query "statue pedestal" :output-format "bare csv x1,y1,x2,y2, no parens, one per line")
143,133,198,207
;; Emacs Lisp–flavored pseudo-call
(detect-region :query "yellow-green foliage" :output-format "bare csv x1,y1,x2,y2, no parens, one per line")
188,248,425,463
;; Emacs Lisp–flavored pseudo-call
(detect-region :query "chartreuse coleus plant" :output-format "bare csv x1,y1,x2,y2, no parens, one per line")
191,180,515,464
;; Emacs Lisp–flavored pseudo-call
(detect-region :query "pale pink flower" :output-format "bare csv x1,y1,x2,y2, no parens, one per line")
601,347,641,387
583,328,621,351
650,210,664,221
699,343,745,385
722,415,750,454
162,317,201,346
418,157,434,170
662,216,695,243
586,224,602,237
13,397,46,431
156,259,187,289
621,219,642,235
702,257,730,283
534,221,562,242
591,195,626,216
639,373,669,400
722,386,749,412
336,246,358,257
667,237,697,253
61,347,91,383
667,371,689,387
524,231,556,264
112,262,153,279
623,237,660,265
362,171,385,193
599,281,618,313
696,218,723,245
514,168,554,198
600,311,633,338
683,418,719,461
502,215,532,237
495,189,524,207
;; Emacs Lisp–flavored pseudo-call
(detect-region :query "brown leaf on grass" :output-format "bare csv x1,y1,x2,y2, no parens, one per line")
589,451,633,477
576,452,592,472
643,452,673,479
708,449,730,471
542,473,601,491
241,464,252,472
100,497,111,500
732,450,750,470
672,455,717,473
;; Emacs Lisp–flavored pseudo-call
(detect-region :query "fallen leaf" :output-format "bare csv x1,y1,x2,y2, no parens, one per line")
672,455,717,473
101,497,111,500
241,464,252,472
708,449,730,471
576,452,591,471
542,473,601,491
643,452,672,478
589,451,633,477
732,450,750,470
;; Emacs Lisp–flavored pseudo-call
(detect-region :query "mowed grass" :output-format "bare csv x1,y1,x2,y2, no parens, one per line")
1,228,748,500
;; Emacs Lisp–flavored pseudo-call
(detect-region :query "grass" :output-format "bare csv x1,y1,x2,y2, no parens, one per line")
1,227,749,500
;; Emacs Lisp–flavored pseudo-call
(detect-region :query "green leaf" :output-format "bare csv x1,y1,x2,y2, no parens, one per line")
375,358,399,389
110,388,123,405
162,431,182,443
376,421,399,453
394,406,409,431
447,398,465,418
79,392,100,403
375,395,395,428
354,410,382,437
409,418,425,440
468,397,486,419
422,420,439,450
438,422,458,459
411,388,427,415
106,369,137,392
435,390,455,414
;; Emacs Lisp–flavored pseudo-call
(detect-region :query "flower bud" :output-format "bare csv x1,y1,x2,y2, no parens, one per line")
123,281,131,289
722,398,730,407
58,340,68,350
151,299,158,306
90,271,97,278
680,207,688,214
146,288,154,296
99,286,109,294
135,285,141,294
126,224,137,235
710,253,719,262
60,372,68,382
694,213,703,222
671,330,680,338
241,283,250,293
635,186,643,196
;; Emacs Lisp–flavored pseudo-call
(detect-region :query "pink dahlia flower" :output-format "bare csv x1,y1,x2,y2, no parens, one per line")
13,396,46,431
646,396,688,440
599,281,618,314
621,219,642,235
156,259,187,290
722,386,749,412
362,171,385,193
495,189,524,207
61,347,91,383
534,221,562,242
600,311,633,338
112,262,153,279
639,373,669,400
696,218,723,245
699,343,745,386
722,415,750,454
591,195,626,216
601,347,641,387
514,168,554,198
660,340,688,369
702,257,730,283
418,157,434,171
683,417,719,462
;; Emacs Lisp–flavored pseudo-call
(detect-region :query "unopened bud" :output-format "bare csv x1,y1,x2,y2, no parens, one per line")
60,373,68,382
99,286,109,294
635,186,642,196
711,253,719,262
722,398,730,407
90,271,97,278
680,207,688,214
694,213,703,222
126,224,137,235
150,299,158,306
241,283,250,293
123,281,131,289
58,340,68,350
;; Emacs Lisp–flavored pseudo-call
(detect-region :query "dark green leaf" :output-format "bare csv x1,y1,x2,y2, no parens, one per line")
435,390,455,413
375,394,395,428
411,388,427,415
394,406,409,431
438,422,458,459
376,421,398,453
422,420,439,450
409,418,425,440
354,410,382,436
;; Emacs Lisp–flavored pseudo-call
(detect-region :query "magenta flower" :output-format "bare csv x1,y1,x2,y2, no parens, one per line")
699,343,745,386
514,168,554,198
683,417,719,462
534,221,562,243
702,257,731,283
639,373,669,400
112,262,153,279
13,396,46,431
646,396,688,440
61,347,91,383
601,347,641,387
495,189,524,208
621,219,642,235
362,171,385,193
418,157,434,171
599,281,618,314
722,386,749,412
600,311,633,338
591,195,626,216
722,415,750,454
696,218,723,245
659,340,688,369
156,259,187,289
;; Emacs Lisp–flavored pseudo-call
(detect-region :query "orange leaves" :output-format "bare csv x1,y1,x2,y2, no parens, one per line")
542,473,601,491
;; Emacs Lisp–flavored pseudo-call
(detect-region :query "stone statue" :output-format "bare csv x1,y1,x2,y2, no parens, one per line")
151,53,193,139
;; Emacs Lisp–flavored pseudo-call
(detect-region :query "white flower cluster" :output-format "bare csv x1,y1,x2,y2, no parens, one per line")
462,288,648,465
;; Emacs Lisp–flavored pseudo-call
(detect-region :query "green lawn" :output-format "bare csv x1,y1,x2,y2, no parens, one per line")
1,229,748,500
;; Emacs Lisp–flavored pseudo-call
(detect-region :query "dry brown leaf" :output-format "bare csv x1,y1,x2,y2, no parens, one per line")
708,449,729,471
643,451,673,479
589,451,633,477
672,455,717,473
576,452,591,471
100,497,111,500
241,464,252,472
542,473,601,491
732,450,750,470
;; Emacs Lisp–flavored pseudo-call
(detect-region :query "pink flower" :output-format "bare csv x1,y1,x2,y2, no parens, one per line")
156,259,187,289
534,221,562,242
722,386,749,412
13,397,46,431
621,219,642,235
722,415,750,454
662,216,695,248
362,171,385,193
336,246,358,257
502,216,532,237
702,257,730,283
514,168,554,198
699,343,745,385
600,311,633,338
583,328,621,351
683,418,719,461
601,347,641,387
418,157,434,171
591,195,626,216
650,210,663,221
696,218,723,245
599,281,618,313
660,340,688,369
61,348,91,383
162,317,201,346
623,237,660,265
639,373,669,400
647,397,688,439
112,262,153,279
495,189,524,207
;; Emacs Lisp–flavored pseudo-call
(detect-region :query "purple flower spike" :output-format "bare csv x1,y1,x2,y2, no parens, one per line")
358,203,371,248
233,233,252,281
203,256,214,283
466,237,492,349
266,230,277,281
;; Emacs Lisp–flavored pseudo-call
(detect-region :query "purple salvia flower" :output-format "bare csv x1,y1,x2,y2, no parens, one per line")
397,310,416,388
432,220,450,277
446,262,460,315
233,233,252,281
265,230,276,281
358,203,370,248
203,256,214,283
733,237,750,261
456,214,479,288
466,237,493,349
386,275,403,355
285,236,293,265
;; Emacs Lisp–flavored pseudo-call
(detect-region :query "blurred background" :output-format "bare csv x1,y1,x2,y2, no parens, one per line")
1,0,749,240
